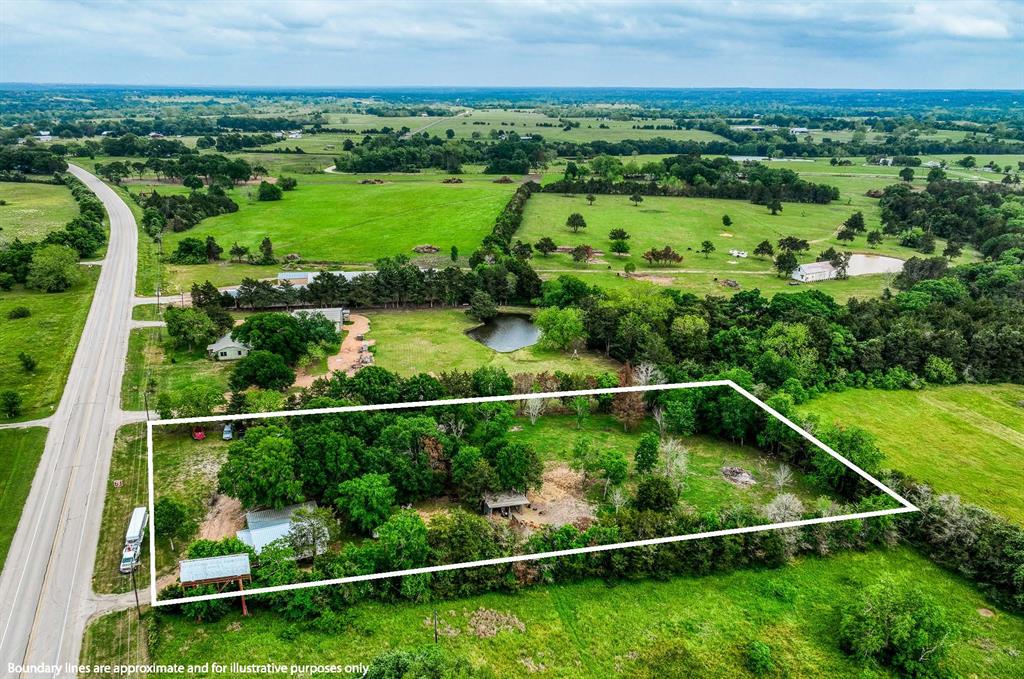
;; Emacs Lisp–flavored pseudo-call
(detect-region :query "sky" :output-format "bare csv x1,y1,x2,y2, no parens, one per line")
1,0,1023,89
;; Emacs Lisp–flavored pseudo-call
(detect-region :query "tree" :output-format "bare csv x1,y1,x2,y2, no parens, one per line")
511,240,533,259
843,211,866,233
839,579,954,677
336,473,396,535
164,307,217,350
867,230,884,247
168,237,208,264
154,497,195,552
451,447,497,506
278,176,298,191
259,236,275,264
629,193,643,207
634,432,659,475
641,245,683,265
571,244,595,264
17,352,36,373
232,312,325,365
774,251,798,277
218,427,304,509
374,510,429,571
753,240,774,259
535,237,557,257
767,198,783,215
566,212,587,233
182,174,203,191
229,350,296,391
598,450,628,496
493,442,543,491
229,242,249,262
899,166,915,183
450,245,459,262
1,390,23,418
721,214,732,227
777,236,809,253
609,228,629,241
837,227,856,242
26,244,81,292
942,240,963,261
572,395,591,429
609,239,630,255
256,180,283,201
586,193,596,205
699,240,716,258
534,306,585,351
926,167,946,182
466,289,498,322
287,506,338,559
634,475,677,512
205,236,223,261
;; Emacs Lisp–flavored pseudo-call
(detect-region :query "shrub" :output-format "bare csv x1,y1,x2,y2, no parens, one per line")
1,390,23,418
839,578,954,677
745,640,775,676
634,475,677,512
6,305,31,319
0,272,14,290
17,352,37,372
278,176,298,191
256,180,283,201
924,355,957,384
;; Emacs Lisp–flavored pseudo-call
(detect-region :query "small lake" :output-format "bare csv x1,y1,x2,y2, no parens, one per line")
467,313,541,352
847,253,905,276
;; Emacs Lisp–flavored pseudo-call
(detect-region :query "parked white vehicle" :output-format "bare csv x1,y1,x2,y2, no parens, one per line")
119,506,147,573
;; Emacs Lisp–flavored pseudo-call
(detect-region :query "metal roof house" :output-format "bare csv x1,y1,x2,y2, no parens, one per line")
236,502,318,555
791,261,838,283
292,307,349,331
207,333,250,361
482,491,530,516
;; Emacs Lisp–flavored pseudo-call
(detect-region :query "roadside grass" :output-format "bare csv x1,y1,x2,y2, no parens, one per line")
120,327,230,411
123,547,1024,677
0,427,47,571
131,304,162,321
0,268,99,422
80,608,151,674
509,414,831,511
93,424,150,594
365,308,618,376
157,171,516,266
0,181,78,243
804,384,1024,524
519,192,961,279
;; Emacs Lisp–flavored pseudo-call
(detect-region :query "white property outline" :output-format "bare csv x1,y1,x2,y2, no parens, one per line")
146,380,918,606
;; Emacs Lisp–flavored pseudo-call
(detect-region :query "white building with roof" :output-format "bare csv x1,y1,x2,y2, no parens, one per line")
207,333,250,361
292,307,349,331
237,502,318,555
791,261,838,283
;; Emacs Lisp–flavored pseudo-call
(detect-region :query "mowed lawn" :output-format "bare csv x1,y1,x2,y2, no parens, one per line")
520,193,920,276
120,327,231,411
365,308,618,377
0,269,99,421
0,181,78,244
161,172,517,265
0,427,47,571
87,547,1024,678
805,385,1024,524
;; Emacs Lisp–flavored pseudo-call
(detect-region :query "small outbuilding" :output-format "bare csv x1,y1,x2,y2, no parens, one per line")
292,307,349,331
207,333,250,361
482,491,530,517
791,261,838,283
237,501,318,555
179,552,253,615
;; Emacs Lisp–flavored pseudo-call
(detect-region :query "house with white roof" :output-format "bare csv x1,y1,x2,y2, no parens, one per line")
236,502,319,555
791,261,838,283
206,333,250,361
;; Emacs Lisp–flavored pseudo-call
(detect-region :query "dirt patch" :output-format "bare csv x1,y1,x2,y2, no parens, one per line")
978,608,995,618
467,608,526,638
293,313,373,388
414,496,454,524
514,465,595,532
413,244,440,253
721,466,757,487
720,232,734,238
630,274,675,286
198,494,245,541
358,178,390,185
422,614,461,637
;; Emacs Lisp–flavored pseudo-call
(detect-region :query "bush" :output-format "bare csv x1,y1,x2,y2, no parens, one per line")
839,578,954,677
6,305,31,319
745,640,775,676
278,176,298,191
229,350,296,391
1,390,23,418
256,180,283,201
924,355,957,384
0,272,14,290
17,352,36,372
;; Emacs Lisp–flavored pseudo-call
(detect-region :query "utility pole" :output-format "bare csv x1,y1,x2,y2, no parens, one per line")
433,609,438,644
130,566,141,617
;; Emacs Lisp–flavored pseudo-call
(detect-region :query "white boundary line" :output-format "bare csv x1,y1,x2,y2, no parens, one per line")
146,380,917,606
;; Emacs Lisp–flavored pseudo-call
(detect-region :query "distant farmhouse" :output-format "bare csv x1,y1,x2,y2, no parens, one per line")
791,261,838,283
207,333,250,361
292,307,349,332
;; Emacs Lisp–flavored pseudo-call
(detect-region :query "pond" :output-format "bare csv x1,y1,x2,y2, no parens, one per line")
846,253,904,276
467,313,541,352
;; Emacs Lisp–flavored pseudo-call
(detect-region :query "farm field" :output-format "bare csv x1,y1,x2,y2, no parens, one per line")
519,192,933,276
84,546,1024,678
804,384,1024,524
0,181,78,243
120,327,231,411
0,427,47,571
159,171,518,266
365,308,618,376
0,268,99,421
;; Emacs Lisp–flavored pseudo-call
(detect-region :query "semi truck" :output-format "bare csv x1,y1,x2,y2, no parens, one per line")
119,506,148,574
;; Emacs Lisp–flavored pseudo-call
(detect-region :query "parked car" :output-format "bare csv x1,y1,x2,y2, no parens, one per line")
222,424,233,440
192,426,205,441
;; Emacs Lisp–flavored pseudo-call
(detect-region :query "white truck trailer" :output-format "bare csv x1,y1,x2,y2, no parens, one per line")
119,506,148,574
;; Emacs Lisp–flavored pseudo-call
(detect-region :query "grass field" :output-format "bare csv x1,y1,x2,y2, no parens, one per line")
804,384,1024,524
365,308,618,376
92,424,150,594
84,546,1023,678
520,192,960,278
509,414,831,511
0,269,99,422
0,181,78,244
120,327,231,411
0,427,47,571
159,171,516,266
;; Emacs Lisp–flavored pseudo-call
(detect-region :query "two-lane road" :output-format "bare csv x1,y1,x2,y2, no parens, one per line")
0,165,138,676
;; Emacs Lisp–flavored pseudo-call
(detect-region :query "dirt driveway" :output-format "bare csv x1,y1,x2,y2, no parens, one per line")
293,313,373,388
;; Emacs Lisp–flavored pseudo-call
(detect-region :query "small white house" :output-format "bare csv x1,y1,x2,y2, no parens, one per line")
36,130,54,142
789,127,810,134
207,333,250,360
791,261,838,283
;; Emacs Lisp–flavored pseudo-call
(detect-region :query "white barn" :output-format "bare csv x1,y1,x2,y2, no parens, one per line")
791,261,838,283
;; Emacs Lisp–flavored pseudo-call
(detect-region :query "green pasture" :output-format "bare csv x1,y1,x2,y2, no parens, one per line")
0,269,99,421
805,384,1024,524
365,308,618,377
0,427,47,571
89,547,1023,678
0,181,78,244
